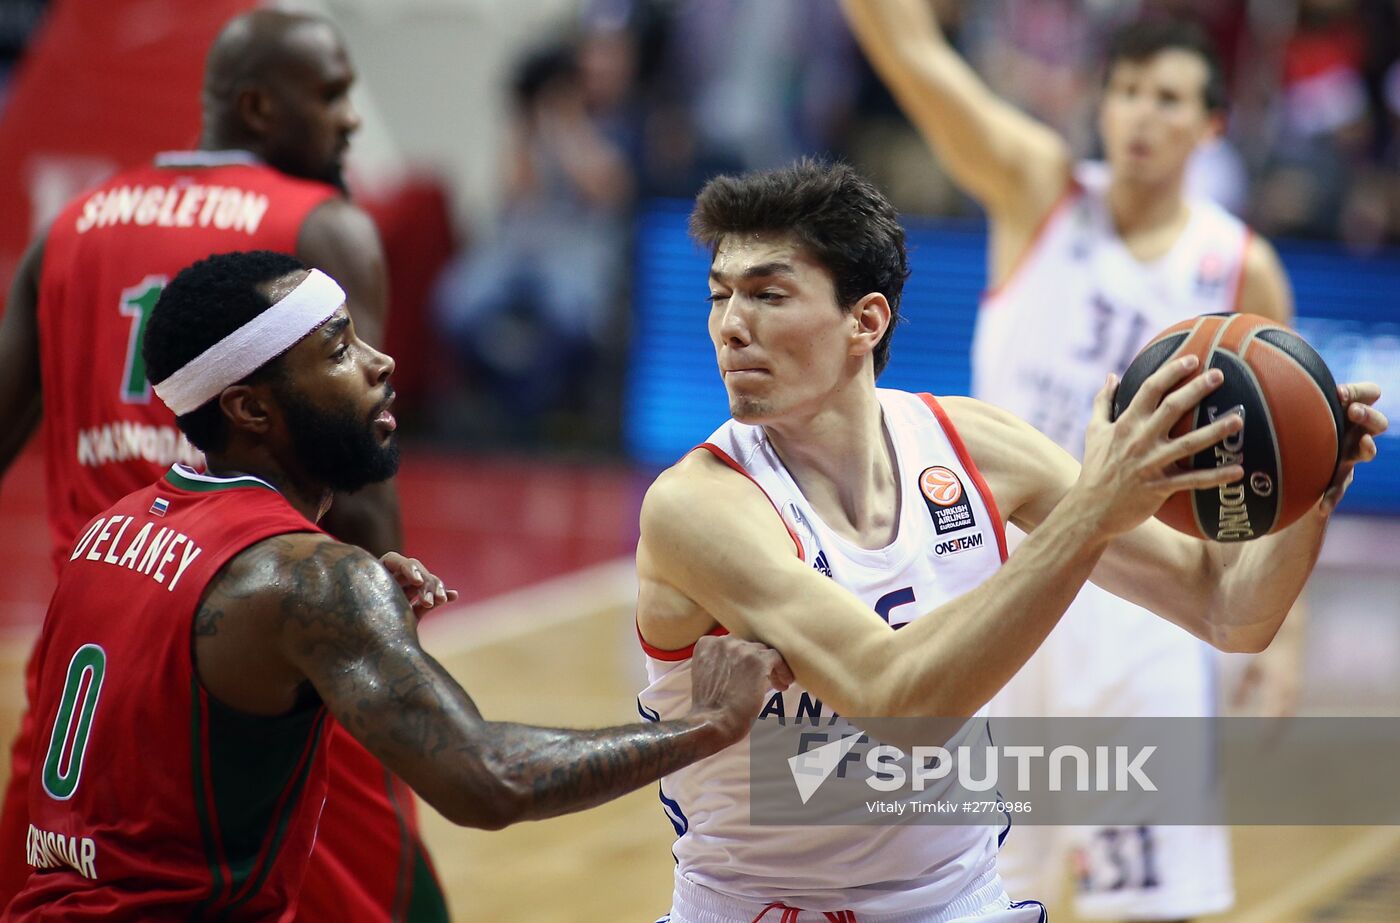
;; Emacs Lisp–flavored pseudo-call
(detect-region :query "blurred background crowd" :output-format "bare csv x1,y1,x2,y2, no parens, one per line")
1,0,1397,456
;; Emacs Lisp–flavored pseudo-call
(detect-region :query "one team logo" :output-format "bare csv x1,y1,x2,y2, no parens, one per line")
934,533,984,556
919,466,977,535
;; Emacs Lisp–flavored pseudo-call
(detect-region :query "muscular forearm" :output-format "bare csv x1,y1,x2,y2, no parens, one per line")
873,495,1110,717
464,716,735,828
843,0,959,134
844,0,951,65
842,0,1067,218
1206,506,1328,652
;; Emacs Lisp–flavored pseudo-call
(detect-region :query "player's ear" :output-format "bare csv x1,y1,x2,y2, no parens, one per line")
236,86,274,135
849,292,891,360
219,384,274,437
1205,109,1226,142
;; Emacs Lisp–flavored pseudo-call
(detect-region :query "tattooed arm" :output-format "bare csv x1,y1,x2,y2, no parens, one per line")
193,533,790,829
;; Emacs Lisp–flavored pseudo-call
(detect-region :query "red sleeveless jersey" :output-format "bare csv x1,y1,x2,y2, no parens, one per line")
4,466,326,921
36,151,337,572
6,151,450,922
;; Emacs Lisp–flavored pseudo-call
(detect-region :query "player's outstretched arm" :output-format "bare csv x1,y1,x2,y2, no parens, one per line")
841,0,1069,224
640,358,1243,718
297,198,402,555
957,376,1386,653
0,234,46,476
194,535,789,829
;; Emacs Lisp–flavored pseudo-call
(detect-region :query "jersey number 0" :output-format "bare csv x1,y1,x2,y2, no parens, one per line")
41,644,108,801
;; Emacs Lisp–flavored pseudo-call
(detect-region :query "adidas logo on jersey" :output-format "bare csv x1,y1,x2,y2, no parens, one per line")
812,550,832,578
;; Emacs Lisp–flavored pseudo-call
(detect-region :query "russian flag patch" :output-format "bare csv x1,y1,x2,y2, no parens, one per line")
149,497,170,517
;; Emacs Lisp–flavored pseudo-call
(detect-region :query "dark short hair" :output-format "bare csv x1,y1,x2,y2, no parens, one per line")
513,42,579,108
143,250,306,453
1105,19,1227,113
689,159,909,377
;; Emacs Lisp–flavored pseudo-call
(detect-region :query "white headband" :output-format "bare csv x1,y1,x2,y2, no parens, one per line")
153,269,346,416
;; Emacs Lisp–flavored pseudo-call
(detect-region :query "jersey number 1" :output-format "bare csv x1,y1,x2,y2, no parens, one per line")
41,644,107,801
119,277,167,404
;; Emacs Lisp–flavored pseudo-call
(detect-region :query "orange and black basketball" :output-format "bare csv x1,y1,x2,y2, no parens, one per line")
1112,313,1345,542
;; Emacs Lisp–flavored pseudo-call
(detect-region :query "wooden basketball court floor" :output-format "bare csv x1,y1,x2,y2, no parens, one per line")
406,563,1400,923
2,451,1400,920
2,569,1399,922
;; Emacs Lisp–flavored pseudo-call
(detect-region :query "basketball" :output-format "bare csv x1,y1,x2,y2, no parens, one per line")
1112,313,1345,542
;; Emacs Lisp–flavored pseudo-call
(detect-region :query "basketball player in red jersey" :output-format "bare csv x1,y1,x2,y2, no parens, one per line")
3,249,788,921
843,4,1302,918
0,11,436,919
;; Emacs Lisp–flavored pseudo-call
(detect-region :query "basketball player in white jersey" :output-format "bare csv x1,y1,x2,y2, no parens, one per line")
635,160,1384,923
843,4,1299,918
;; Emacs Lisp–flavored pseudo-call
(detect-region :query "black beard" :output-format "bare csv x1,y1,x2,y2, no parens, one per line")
320,162,349,196
277,384,398,493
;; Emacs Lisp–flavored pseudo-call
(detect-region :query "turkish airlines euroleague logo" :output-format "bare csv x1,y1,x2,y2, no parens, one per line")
920,466,976,536
920,466,963,506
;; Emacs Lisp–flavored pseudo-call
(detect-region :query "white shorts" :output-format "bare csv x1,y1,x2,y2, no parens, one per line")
657,869,1047,923
988,539,1233,920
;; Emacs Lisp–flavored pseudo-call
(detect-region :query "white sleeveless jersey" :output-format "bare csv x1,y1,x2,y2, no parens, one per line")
973,161,1250,457
638,389,1009,914
975,165,1233,729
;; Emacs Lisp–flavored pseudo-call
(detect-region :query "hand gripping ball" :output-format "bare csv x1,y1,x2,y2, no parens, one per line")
1112,313,1344,541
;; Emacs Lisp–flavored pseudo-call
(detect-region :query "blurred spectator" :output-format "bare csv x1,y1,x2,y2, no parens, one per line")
430,0,1400,456
1250,0,1372,241
840,0,1400,249
433,40,633,447
0,0,47,117
963,0,1103,155
645,0,860,193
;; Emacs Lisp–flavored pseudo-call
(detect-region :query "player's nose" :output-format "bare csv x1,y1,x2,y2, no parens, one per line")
340,98,362,135
367,342,394,382
715,299,752,346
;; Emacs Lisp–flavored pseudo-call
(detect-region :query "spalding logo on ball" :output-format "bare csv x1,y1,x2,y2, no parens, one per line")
1112,313,1345,542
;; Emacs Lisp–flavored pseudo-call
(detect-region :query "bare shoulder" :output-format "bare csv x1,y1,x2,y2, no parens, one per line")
298,197,383,260
1243,232,1285,277
297,197,388,341
192,532,408,713
198,532,400,638
935,395,1039,461
1237,232,1294,324
935,395,1040,490
934,395,1079,529
642,449,772,533
639,447,803,595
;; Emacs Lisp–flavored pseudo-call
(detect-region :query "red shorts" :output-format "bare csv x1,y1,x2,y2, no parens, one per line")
296,725,449,922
